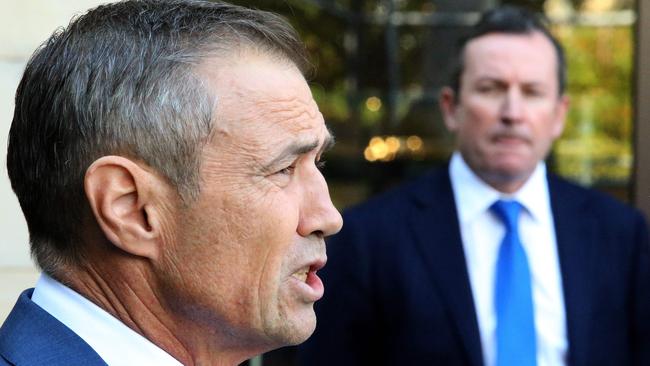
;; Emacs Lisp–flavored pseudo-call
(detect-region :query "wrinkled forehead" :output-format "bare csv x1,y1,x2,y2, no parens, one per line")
199,52,326,144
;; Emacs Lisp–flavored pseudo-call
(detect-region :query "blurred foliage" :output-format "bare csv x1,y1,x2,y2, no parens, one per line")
228,0,635,202
553,25,633,185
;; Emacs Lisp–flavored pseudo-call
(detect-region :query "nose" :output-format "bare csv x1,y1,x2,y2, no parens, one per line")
297,168,343,238
501,87,523,124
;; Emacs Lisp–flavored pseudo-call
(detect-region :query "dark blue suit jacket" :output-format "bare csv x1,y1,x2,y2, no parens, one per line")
0,289,107,366
298,168,650,366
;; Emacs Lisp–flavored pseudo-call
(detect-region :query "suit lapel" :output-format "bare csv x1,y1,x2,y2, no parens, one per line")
409,170,484,366
0,289,108,366
549,176,596,366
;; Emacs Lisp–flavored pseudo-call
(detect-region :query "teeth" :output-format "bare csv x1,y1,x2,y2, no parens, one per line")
292,269,309,282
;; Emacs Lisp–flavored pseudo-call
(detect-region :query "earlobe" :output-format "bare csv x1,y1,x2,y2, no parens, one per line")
84,156,161,260
552,94,570,138
439,87,459,132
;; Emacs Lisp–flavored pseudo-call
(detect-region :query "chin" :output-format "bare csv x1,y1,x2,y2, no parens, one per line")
274,311,317,346
285,316,316,346
293,318,318,345
490,158,532,175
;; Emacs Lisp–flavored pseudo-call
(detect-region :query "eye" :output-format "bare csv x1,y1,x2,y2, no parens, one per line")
277,164,296,176
524,88,545,98
476,83,502,95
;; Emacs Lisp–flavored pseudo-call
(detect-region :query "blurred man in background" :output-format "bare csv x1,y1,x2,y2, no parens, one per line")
0,1,342,365
299,6,650,366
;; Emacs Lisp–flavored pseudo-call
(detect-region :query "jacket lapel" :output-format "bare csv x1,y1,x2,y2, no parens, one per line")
0,289,108,366
409,170,484,366
548,176,596,366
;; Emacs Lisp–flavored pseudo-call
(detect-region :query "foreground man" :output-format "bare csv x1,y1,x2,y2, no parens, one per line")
0,1,342,365
299,6,650,366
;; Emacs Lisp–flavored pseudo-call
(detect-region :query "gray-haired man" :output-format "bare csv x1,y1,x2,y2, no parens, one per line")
0,1,342,365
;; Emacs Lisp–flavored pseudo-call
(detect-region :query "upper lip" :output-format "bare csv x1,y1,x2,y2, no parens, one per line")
492,131,530,143
309,257,327,272
293,257,327,275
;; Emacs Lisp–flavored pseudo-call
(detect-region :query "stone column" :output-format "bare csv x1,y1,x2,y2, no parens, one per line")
0,0,109,322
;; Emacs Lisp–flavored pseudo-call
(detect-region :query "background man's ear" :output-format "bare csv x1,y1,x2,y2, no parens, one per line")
84,156,165,260
439,86,460,132
551,94,570,139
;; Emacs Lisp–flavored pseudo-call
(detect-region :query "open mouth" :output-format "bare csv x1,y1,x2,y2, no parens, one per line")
291,264,320,283
292,267,310,283
289,260,326,301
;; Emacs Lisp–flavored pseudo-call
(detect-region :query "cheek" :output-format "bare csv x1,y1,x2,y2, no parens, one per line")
530,110,563,144
456,100,500,140
243,189,301,282
456,111,492,146
463,95,500,121
259,192,301,267
258,191,299,290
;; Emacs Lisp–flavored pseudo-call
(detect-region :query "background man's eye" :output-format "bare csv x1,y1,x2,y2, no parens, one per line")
477,85,499,94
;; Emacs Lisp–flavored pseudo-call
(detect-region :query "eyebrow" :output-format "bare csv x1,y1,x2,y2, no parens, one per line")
263,132,335,171
476,77,546,87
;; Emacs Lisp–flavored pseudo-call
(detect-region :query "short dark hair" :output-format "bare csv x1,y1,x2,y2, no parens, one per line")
449,5,566,97
7,0,311,276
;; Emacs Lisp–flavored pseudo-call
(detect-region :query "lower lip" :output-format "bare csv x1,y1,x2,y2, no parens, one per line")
495,136,525,146
292,270,324,302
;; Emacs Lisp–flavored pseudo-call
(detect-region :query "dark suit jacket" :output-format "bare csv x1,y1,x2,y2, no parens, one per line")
0,289,107,366
298,168,650,366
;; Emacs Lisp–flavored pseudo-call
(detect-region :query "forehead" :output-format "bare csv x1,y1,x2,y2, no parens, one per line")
201,53,327,145
462,31,558,84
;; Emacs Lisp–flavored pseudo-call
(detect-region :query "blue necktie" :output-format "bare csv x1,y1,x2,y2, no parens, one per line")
491,200,537,366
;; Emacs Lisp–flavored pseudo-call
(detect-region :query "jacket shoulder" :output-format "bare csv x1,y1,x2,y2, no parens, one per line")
343,168,449,223
548,174,646,224
0,289,107,366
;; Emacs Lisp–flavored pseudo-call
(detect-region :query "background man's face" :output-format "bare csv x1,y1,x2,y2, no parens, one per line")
443,31,568,191
157,53,343,351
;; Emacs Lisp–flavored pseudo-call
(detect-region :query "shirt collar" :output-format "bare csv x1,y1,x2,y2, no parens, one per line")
449,152,550,223
31,274,183,366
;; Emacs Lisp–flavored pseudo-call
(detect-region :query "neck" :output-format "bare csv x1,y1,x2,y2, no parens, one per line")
57,253,262,366
484,175,527,194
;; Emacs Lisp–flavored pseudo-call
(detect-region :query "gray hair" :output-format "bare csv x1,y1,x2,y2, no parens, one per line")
7,0,311,275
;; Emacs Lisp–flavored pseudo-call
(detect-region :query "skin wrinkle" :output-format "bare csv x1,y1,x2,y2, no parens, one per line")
122,278,177,349
230,100,323,180
10,2,331,363
58,52,339,366
164,184,255,331
79,262,139,331
81,254,195,364
208,95,324,191
156,55,340,361
89,176,195,356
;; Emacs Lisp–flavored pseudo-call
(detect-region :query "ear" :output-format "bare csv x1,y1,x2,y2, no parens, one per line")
439,86,460,132
84,156,167,260
551,94,570,139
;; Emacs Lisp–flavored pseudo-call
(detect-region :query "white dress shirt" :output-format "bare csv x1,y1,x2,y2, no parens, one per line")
31,274,183,366
449,152,568,366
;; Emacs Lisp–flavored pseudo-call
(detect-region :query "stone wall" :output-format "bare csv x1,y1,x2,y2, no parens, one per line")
0,0,109,322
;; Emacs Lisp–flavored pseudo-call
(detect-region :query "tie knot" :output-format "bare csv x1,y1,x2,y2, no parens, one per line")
491,200,522,231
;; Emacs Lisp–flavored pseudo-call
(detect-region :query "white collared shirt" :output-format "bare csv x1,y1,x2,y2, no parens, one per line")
449,152,568,366
31,274,183,366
